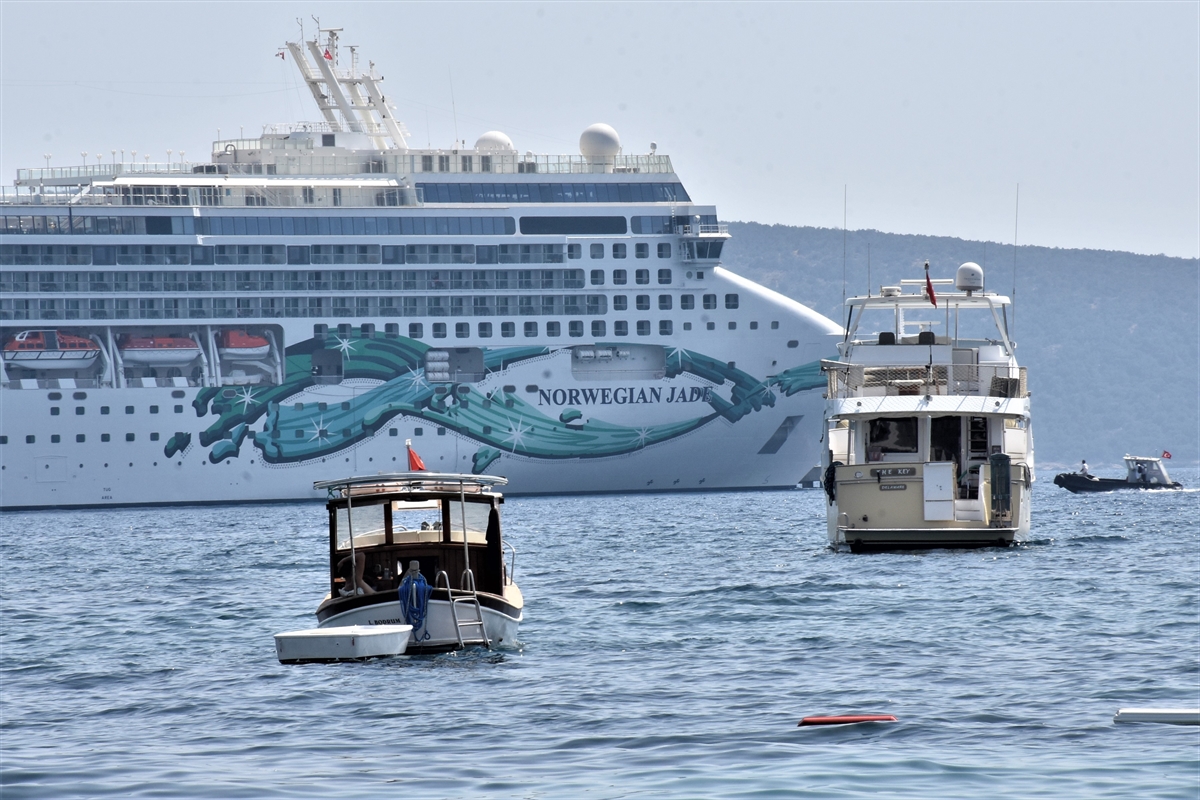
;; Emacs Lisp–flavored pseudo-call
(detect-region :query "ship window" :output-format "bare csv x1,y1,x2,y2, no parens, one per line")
438,155,450,172
438,427,447,435
590,269,604,285
787,340,799,348
409,323,423,338
478,322,493,338
524,321,538,337
658,269,672,285
295,430,304,439
658,295,672,310
432,323,447,338
501,322,515,337
51,435,61,444
613,295,628,311
636,243,649,259
614,321,628,336
706,322,715,330
703,294,717,310
658,243,671,258
592,320,606,337
150,405,159,414
126,433,135,442
568,244,582,260
683,322,692,331
150,432,160,441
456,322,469,338
612,269,627,285
681,294,695,310
636,295,650,311
461,155,473,173
322,134,335,147
51,407,60,416
696,270,705,279
101,433,110,442
635,269,649,285
659,320,673,335
389,428,399,437
750,321,758,330
725,293,739,309
382,246,405,265
414,427,424,435
480,155,492,173
636,320,650,336
0,436,5,444
869,418,919,454
422,155,434,172
546,321,561,337
76,407,85,416
612,243,626,259
569,321,584,337
772,321,780,329
287,246,310,265
26,435,35,444
590,244,604,259
728,321,737,330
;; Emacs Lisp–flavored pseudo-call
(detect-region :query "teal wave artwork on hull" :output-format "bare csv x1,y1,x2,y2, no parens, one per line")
180,330,827,469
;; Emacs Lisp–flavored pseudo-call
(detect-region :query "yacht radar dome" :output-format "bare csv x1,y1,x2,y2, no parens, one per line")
956,262,985,295
475,131,515,152
579,123,621,157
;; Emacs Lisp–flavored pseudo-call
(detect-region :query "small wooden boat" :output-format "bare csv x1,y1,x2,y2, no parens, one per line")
1054,456,1182,493
302,469,523,654
2,330,100,371
118,335,202,366
275,624,413,664
1114,708,1200,725
217,329,270,361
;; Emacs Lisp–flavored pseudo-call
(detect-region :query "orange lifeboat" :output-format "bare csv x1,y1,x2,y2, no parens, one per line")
118,335,202,366
218,329,271,361
2,330,100,371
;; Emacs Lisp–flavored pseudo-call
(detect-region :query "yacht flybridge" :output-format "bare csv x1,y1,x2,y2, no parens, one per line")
0,26,842,510
820,263,1034,551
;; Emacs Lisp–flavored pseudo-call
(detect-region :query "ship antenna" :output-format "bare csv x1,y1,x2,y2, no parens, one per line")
867,242,871,297
449,68,460,148
842,184,847,308
1011,183,1019,336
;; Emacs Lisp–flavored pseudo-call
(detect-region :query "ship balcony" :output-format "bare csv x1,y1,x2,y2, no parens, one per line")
822,361,1027,400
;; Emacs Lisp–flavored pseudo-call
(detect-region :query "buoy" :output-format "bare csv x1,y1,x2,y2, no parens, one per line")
798,714,898,727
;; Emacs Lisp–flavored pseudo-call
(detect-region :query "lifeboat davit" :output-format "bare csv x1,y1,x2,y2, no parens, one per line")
2,330,100,371
218,330,270,361
118,335,202,366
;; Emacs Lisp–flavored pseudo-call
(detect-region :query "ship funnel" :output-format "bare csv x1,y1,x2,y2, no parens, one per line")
956,262,984,295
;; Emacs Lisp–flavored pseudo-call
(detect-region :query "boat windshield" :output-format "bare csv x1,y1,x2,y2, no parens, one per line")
335,502,386,550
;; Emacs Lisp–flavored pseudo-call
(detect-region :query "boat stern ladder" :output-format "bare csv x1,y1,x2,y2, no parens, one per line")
435,569,491,648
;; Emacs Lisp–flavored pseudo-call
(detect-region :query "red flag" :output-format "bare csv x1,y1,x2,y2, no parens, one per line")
276,51,285,60
1162,450,1172,459
406,439,427,471
323,48,333,61
924,260,937,308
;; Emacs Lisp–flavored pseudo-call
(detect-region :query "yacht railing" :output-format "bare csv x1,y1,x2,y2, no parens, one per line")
823,361,1028,399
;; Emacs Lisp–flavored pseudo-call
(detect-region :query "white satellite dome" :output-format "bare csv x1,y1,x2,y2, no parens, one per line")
955,262,985,293
475,131,515,152
579,123,621,157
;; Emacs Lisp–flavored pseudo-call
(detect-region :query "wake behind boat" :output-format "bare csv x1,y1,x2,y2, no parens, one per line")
289,467,522,658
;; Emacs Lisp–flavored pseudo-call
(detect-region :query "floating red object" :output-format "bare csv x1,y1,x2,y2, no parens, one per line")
797,714,898,727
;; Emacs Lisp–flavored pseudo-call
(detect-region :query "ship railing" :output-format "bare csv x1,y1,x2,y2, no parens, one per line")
0,184,422,209
1,375,205,391
822,361,1027,400
673,223,729,236
14,163,199,187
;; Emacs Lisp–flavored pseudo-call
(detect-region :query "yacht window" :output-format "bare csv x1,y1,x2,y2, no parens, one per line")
658,243,671,258
658,295,672,310
590,244,604,259
614,321,629,336
591,320,606,337
501,322,516,337
681,294,695,310
868,418,919,454
612,269,627,285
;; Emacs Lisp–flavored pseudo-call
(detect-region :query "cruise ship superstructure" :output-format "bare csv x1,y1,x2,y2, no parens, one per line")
0,29,841,510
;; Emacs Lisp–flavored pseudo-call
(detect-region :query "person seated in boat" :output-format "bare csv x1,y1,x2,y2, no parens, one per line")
336,552,376,597
1079,460,1093,478
1135,462,1147,484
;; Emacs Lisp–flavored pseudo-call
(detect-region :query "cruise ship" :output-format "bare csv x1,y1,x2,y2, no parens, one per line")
0,28,841,510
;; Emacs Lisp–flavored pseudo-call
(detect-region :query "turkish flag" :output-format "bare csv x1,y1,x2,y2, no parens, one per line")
1162,450,1172,459
323,48,333,60
406,440,427,471
926,270,937,308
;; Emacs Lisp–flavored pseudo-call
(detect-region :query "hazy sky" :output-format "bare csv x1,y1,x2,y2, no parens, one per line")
2,2,1196,258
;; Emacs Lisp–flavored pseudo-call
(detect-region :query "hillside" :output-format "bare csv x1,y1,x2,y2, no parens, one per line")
722,222,1199,469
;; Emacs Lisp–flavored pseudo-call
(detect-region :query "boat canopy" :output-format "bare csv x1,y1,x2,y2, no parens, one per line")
314,472,508,496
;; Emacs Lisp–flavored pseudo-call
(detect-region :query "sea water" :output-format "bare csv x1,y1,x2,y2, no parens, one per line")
2,471,1198,798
